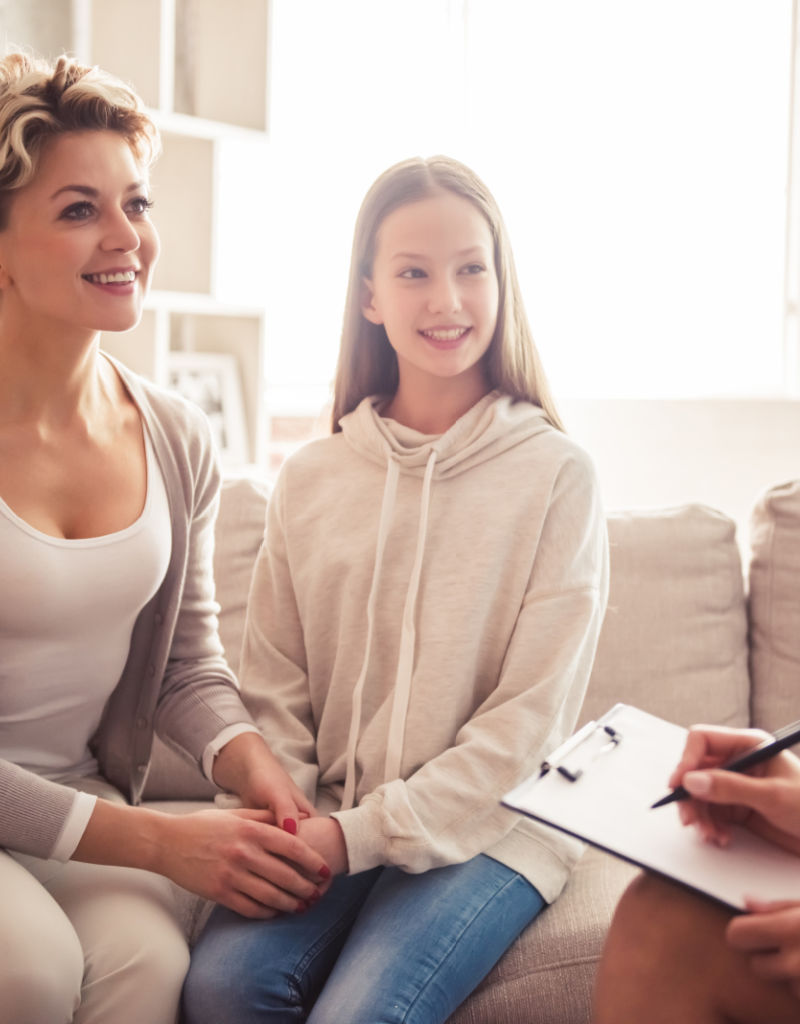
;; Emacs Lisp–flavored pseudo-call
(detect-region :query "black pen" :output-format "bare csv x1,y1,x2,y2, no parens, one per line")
651,718,800,809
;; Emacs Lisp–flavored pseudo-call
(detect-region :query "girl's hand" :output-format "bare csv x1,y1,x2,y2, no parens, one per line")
727,899,800,1000
669,726,800,855
153,807,331,919
297,816,349,877
211,731,316,835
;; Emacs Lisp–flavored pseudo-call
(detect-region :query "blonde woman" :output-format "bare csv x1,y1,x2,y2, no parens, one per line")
185,156,610,1024
0,51,329,1024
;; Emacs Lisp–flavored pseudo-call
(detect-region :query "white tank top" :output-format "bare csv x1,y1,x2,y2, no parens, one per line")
0,431,171,780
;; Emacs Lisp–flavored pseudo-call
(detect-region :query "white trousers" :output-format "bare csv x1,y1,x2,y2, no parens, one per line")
0,779,189,1024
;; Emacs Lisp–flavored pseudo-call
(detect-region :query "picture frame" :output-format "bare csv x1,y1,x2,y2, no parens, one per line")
167,351,249,466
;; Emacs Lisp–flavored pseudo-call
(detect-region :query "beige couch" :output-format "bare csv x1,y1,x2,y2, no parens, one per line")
144,476,800,1024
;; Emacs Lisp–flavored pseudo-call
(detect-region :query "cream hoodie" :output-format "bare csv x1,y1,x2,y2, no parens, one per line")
241,391,609,902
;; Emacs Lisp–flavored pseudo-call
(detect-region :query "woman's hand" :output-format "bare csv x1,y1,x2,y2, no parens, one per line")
153,807,332,918
212,731,316,835
669,726,800,855
727,899,800,1000
74,801,332,919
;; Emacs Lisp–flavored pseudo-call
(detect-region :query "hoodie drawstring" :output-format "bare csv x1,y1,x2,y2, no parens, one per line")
340,449,437,810
341,456,400,810
383,449,437,785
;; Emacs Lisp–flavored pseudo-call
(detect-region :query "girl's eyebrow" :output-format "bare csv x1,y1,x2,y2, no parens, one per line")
49,181,148,200
388,244,490,262
388,251,425,263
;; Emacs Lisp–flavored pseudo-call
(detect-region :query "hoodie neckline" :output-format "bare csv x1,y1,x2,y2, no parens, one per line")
340,390,552,479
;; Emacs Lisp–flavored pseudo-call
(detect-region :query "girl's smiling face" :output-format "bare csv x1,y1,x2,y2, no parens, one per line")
361,190,499,396
0,129,159,340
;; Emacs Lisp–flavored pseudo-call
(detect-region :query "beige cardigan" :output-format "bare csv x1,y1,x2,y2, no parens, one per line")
1,358,255,859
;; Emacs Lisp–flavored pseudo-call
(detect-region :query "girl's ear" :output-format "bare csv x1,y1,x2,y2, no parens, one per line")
360,277,383,325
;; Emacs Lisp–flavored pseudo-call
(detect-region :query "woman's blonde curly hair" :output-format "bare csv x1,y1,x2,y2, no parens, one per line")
0,50,159,227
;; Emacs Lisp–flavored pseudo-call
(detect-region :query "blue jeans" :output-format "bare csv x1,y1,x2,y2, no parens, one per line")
182,854,545,1024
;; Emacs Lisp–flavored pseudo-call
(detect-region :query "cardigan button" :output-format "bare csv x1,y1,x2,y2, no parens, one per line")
136,717,147,729
154,613,163,626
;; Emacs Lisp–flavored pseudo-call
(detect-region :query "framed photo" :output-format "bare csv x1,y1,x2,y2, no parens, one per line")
168,351,249,466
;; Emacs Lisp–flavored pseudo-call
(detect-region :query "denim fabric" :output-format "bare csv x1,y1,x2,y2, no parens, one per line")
182,854,545,1024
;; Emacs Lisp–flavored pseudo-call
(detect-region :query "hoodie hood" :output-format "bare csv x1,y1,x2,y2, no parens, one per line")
337,391,555,810
339,391,553,480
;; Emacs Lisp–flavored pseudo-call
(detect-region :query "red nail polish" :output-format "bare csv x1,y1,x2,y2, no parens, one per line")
295,900,308,914
283,818,297,835
319,865,331,880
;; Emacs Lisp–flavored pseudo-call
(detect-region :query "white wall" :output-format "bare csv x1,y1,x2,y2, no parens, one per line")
562,398,800,557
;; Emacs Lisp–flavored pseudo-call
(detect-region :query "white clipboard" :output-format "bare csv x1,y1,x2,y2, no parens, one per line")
502,704,800,911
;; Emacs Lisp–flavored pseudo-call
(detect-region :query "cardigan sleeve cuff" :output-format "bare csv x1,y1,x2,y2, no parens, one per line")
50,790,97,862
202,723,262,782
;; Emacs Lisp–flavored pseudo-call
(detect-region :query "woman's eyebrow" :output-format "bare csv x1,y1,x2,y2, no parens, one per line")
49,181,147,200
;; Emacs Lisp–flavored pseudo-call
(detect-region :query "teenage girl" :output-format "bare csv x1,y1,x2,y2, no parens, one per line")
184,155,610,1024
0,51,328,1024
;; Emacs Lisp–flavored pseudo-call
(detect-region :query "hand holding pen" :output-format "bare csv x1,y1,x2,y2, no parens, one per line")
658,724,800,999
658,724,800,856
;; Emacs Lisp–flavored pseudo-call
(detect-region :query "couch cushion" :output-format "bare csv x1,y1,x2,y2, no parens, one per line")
142,475,270,800
580,504,750,730
749,480,800,732
213,474,271,677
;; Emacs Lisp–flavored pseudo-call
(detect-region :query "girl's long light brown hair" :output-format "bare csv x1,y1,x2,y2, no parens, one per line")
331,155,563,433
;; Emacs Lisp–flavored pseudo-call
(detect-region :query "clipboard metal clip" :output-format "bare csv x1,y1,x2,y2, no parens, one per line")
540,723,623,783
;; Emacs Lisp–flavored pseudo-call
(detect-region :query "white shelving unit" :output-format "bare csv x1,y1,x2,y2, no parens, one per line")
5,0,273,467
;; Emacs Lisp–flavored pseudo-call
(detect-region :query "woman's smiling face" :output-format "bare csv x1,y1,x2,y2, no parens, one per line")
0,129,159,339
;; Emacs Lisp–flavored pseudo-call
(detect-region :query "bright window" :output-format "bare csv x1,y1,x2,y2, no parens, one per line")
264,0,793,412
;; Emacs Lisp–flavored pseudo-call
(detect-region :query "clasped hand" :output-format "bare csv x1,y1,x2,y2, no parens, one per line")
672,725,800,997
157,807,331,919
172,731,338,918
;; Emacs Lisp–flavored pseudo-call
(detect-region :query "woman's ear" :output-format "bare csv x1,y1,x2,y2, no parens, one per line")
360,277,383,325
0,237,11,288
